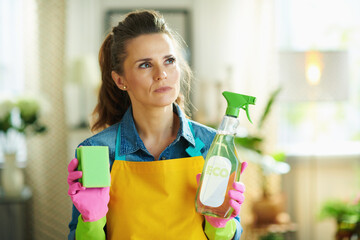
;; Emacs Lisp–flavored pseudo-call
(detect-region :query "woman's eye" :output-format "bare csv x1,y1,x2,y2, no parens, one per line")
139,62,151,68
165,57,176,65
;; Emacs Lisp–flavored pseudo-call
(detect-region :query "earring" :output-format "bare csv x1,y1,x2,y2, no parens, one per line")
123,86,127,90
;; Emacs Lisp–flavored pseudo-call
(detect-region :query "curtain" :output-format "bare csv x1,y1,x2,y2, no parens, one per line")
24,0,69,239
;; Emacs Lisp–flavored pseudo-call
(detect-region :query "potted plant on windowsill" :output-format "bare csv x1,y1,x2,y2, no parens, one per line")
319,195,360,240
235,88,291,225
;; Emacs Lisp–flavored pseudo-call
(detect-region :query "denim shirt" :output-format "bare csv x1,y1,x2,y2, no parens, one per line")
68,104,242,240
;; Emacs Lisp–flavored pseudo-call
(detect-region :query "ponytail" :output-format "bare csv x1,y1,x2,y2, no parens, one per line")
91,33,130,133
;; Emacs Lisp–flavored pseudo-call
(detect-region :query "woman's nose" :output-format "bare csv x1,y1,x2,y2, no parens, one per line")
155,67,167,81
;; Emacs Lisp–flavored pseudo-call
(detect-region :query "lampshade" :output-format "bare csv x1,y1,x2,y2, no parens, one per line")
278,51,349,102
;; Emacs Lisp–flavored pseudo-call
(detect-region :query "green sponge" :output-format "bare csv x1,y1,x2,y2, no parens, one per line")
77,146,111,188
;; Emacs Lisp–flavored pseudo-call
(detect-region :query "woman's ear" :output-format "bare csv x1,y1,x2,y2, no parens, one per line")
111,71,127,91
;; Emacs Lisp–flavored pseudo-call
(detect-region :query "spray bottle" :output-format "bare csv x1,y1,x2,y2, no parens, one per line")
195,91,256,218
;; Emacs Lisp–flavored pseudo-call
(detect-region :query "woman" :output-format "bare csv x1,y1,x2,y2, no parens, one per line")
67,10,246,240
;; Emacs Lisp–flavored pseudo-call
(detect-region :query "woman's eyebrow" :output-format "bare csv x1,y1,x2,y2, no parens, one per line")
134,54,175,64
163,54,175,59
135,57,152,63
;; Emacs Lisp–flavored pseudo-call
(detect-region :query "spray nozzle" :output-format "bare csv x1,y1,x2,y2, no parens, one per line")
222,91,256,123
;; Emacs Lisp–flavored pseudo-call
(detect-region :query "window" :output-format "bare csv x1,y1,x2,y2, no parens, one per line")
0,0,25,95
276,0,360,155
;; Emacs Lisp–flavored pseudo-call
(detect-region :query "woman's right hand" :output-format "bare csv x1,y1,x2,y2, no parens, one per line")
67,158,110,222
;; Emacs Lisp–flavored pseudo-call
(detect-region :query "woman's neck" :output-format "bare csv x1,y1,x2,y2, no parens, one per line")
131,103,180,159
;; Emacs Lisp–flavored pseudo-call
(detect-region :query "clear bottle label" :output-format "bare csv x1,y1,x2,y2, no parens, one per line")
199,156,231,207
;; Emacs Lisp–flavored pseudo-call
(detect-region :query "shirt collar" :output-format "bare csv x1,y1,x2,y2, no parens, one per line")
175,103,196,147
117,103,195,157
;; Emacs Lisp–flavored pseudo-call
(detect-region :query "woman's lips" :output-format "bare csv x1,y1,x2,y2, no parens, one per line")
154,86,172,93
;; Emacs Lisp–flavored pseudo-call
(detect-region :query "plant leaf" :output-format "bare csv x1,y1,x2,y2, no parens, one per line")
235,136,263,154
271,151,286,162
258,87,282,130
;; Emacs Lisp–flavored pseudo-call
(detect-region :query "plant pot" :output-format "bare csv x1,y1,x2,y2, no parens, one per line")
335,221,360,240
252,194,286,225
1,153,25,197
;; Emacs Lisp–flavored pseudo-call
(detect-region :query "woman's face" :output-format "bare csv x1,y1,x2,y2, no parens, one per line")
113,33,181,110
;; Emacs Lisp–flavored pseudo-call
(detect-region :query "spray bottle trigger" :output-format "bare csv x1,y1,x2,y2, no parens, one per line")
241,105,253,123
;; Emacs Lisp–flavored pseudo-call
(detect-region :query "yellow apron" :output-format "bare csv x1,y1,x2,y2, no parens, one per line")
106,122,208,240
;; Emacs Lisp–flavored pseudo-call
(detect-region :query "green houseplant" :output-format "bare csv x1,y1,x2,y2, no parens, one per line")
235,87,289,197
0,95,47,196
0,96,46,135
0,95,47,161
235,88,291,225
319,196,360,239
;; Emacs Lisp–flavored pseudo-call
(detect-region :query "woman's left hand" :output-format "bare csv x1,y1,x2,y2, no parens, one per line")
196,162,247,228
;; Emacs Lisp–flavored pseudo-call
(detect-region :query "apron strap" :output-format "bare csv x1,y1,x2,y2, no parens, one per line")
115,126,126,160
185,121,205,157
185,137,205,157
115,120,205,160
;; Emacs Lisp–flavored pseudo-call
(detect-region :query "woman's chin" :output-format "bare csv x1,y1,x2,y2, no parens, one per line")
153,94,178,106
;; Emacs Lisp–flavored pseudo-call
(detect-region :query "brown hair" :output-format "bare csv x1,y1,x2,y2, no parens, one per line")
91,10,193,133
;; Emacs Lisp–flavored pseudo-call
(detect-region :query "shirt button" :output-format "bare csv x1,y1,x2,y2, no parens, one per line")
161,156,166,160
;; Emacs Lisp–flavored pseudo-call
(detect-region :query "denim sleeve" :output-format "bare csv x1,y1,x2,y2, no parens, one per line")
233,216,243,240
68,204,80,240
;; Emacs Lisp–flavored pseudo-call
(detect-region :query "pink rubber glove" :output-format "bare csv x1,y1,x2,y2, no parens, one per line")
197,161,247,228
67,158,110,222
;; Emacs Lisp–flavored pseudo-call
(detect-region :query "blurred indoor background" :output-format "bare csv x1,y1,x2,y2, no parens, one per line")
0,0,359,239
